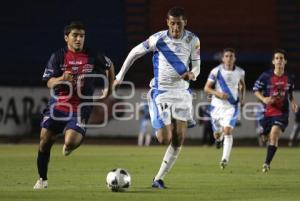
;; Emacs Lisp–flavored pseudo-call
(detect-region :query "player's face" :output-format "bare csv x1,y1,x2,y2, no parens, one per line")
222,51,236,68
65,29,85,52
272,53,287,71
167,15,187,39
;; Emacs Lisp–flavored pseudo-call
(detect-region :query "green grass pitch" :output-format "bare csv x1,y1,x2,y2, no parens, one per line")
0,145,299,201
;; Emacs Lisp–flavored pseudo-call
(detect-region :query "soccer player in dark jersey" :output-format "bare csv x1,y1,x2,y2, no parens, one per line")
253,49,298,173
33,21,115,189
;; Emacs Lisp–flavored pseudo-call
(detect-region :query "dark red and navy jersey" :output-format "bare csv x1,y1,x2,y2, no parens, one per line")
253,69,295,117
42,47,112,115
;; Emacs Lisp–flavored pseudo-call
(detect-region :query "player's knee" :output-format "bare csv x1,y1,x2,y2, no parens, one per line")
39,139,53,152
171,137,184,147
158,136,171,145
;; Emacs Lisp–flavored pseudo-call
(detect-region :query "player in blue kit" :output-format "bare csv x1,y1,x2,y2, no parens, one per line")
253,49,298,172
114,7,201,188
33,21,115,189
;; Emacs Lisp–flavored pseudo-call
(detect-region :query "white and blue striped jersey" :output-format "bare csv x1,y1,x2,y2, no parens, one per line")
208,64,245,108
116,30,200,91
144,30,200,90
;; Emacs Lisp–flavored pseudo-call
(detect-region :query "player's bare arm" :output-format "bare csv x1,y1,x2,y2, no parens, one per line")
288,92,298,113
100,63,115,99
254,91,274,105
47,71,73,89
204,80,228,100
239,79,246,107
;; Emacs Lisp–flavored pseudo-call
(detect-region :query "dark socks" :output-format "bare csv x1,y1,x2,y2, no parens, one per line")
37,150,50,180
265,145,277,165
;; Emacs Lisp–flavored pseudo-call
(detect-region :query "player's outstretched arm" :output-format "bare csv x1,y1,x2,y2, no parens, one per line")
115,43,149,84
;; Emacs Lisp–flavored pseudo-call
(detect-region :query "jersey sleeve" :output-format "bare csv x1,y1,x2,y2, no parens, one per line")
240,69,245,82
141,32,162,52
207,68,218,83
42,53,62,81
191,36,201,61
190,36,201,80
253,72,267,92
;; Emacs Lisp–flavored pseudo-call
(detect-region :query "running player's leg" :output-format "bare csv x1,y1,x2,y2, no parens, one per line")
220,126,233,169
34,128,56,189
62,115,87,156
153,120,187,188
262,115,288,172
63,129,84,156
263,125,281,172
219,106,238,169
152,125,172,188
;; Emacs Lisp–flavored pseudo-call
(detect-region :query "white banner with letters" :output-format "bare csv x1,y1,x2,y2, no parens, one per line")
0,87,299,139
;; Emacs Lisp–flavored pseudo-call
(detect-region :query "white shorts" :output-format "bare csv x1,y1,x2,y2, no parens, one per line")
210,105,239,133
147,89,193,129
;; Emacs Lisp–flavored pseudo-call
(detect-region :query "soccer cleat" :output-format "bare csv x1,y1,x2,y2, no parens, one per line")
62,144,72,156
152,179,167,189
33,178,48,189
220,159,228,170
262,163,270,173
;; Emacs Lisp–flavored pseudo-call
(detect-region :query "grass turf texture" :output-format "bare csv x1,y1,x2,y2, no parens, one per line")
0,145,299,201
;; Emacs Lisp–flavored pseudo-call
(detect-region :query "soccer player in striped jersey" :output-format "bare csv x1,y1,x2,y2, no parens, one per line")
114,7,200,188
204,48,246,169
33,21,115,189
253,49,298,172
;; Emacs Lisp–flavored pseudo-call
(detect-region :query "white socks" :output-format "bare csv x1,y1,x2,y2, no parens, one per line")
137,133,144,146
222,135,233,162
154,145,182,181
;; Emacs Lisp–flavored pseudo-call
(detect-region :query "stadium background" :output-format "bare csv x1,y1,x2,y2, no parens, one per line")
0,0,299,144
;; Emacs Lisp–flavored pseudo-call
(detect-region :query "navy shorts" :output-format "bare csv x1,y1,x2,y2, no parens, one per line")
259,115,289,135
41,108,90,136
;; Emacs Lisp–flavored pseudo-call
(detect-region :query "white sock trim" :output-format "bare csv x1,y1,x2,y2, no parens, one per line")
222,135,233,162
154,145,182,180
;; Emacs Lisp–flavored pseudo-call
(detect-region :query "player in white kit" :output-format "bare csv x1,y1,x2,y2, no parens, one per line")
204,48,245,169
114,7,200,188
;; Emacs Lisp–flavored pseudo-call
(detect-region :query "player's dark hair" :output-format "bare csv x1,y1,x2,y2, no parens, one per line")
272,49,287,60
223,48,236,55
167,7,186,19
64,21,85,36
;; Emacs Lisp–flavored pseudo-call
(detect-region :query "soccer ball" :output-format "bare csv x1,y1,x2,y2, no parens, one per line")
106,168,131,192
